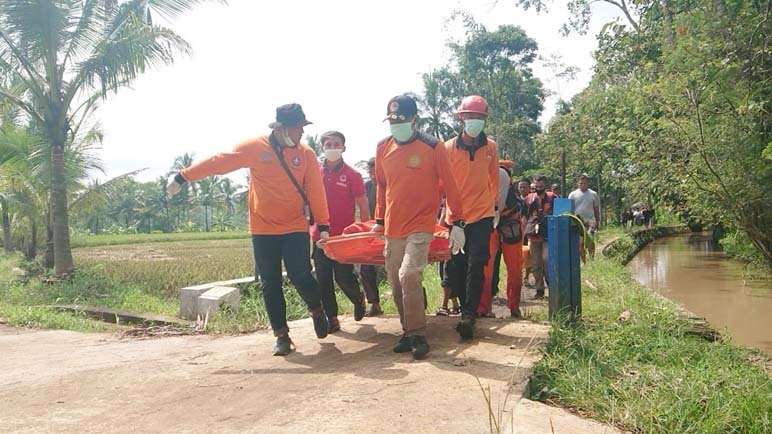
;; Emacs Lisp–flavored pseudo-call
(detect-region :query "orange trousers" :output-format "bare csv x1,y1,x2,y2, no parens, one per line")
478,230,523,314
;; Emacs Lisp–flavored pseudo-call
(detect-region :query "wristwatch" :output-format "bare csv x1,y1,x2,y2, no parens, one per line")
452,220,466,229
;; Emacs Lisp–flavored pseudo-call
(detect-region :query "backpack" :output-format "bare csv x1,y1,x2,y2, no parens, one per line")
497,184,524,244
524,192,554,239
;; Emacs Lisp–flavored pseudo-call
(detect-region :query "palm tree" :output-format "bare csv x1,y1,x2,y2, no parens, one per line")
0,0,216,275
219,177,241,216
169,152,197,228
196,175,222,232
0,119,47,258
417,68,461,140
71,169,145,234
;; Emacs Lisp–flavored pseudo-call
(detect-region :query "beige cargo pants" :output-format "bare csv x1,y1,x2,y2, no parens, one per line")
384,232,432,336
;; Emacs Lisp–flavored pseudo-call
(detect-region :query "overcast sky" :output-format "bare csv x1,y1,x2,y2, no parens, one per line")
96,0,621,184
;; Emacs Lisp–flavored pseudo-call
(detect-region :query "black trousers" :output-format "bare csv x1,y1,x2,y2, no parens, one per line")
252,232,322,334
446,217,494,316
359,264,380,304
313,245,363,319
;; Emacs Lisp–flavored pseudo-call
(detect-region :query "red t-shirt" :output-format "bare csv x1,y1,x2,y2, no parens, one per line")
311,160,366,241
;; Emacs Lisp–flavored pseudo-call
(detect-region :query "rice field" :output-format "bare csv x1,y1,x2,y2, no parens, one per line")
74,238,256,298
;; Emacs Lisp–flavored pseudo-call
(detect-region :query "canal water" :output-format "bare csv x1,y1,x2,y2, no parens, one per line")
627,232,772,353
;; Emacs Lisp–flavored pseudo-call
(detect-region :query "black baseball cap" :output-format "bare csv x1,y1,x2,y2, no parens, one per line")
268,103,313,129
383,95,417,122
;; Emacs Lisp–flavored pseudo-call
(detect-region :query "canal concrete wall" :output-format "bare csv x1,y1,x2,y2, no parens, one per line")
602,225,690,265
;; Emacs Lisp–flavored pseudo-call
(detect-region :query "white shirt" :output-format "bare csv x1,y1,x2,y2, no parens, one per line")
497,168,510,211
568,188,600,224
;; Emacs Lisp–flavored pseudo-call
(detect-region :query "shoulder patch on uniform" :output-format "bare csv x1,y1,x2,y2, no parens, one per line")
416,131,440,148
376,136,393,153
377,136,392,148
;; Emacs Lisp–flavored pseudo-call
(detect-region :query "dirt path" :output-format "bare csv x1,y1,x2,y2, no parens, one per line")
1,314,621,434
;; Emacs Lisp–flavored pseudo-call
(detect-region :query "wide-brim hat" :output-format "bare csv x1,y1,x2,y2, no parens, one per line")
268,103,313,129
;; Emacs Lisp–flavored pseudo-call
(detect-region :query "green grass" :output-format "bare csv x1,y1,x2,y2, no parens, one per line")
70,231,249,248
0,238,255,331
0,236,449,333
528,258,772,433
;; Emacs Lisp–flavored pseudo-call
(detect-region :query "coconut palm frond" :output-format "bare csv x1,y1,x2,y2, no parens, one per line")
70,168,147,214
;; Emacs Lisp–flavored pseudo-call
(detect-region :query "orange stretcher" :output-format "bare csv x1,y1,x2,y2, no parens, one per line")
318,221,451,266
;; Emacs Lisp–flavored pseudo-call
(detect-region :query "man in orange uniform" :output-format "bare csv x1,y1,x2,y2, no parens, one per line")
443,95,499,339
166,104,330,356
480,160,525,318
373,94,466,359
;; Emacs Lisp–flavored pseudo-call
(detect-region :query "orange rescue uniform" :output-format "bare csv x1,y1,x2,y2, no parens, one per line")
443,135,499,225
180,134,329,234
375,131,465,238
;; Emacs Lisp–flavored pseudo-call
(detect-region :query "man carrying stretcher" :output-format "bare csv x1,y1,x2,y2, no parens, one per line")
372,94,466,359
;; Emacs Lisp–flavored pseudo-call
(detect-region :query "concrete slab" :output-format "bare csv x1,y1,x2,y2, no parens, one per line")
179,284,213,320
196,285,240,318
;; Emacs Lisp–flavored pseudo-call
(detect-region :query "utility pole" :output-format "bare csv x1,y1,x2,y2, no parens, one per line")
596,161,602,226
560,148,566,196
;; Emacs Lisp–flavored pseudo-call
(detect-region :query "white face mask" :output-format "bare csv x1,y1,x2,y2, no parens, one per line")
464,119,485,137
282,131,297,148
324,149,343,161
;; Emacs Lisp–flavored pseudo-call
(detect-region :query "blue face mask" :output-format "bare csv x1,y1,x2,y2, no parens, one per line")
390,122,414,142
464,119,485,137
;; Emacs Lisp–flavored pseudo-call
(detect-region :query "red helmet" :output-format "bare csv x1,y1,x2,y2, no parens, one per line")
457,95,489,117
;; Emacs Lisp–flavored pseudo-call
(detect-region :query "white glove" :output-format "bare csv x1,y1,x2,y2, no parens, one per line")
166,175,181,199
493,209,500,228
449,225,466,255
371,223,385,233
315,231,330,248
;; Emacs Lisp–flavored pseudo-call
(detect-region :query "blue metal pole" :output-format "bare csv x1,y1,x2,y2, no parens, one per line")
547,207,582,322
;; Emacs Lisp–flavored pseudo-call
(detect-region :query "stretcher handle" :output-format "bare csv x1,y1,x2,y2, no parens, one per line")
316,231,384,248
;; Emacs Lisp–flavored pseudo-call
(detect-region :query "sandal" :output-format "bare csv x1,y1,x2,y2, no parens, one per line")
435,306,450,316
449,306,461,315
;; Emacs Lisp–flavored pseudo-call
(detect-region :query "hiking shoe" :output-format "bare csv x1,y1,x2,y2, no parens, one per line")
354,295,366,321
310,309,329,339
393,335,412,353
328,316,341,333
455,315,476,339
272,335,294,356
365,305,383,317
411,335,430,359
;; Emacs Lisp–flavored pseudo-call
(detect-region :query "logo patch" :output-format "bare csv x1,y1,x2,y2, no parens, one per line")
291,156,301,167
389,101,399,113
261,152,272,161
339,174,347,183
407,154,420,168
